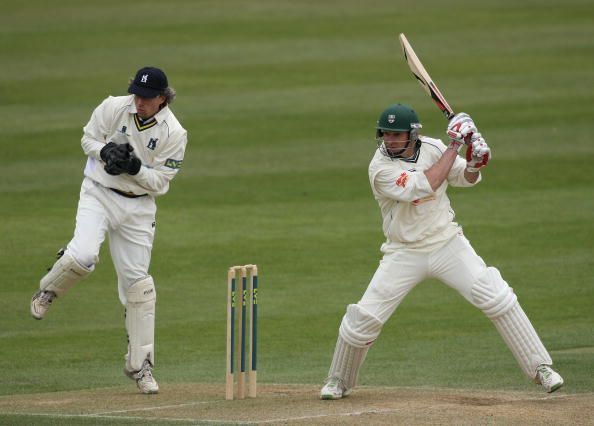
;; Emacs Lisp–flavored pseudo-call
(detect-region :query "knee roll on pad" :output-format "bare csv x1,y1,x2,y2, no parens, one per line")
126,276,157,304
40,252,92,297
471,267,517,319
125,276,156,371
339,304,384,348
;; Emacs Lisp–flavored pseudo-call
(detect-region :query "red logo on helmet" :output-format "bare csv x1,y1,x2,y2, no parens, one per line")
395,172,409,188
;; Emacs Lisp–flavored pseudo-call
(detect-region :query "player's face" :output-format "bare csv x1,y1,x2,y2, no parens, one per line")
134,95,166,119
382,131,412,155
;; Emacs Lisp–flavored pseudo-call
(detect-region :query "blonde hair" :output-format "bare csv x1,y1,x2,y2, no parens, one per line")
163,86,176,105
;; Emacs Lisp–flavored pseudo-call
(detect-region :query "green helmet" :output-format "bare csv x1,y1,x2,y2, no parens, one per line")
375,103,422,158
376,103,422,136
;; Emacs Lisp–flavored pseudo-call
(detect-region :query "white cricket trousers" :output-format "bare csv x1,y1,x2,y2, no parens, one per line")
66,177,157,305
359,233,488,322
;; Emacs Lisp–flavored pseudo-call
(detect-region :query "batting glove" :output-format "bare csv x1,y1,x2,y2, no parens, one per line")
465,133,490,173
447,112,477,145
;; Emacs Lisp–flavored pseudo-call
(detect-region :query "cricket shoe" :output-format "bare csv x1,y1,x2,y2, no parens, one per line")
536,365,564,393
125,359,159,394
30,290,56,320
320,378,351,400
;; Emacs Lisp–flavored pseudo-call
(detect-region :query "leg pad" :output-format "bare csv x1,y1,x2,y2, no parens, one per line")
40,252,92,297
125,276,156,371
471,267,552,378
339,304,383,348
327,335,369,391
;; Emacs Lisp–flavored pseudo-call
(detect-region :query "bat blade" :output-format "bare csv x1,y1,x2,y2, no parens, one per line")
399,33,455,120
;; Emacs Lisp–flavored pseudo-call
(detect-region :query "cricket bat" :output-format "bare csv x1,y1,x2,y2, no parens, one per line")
399,33,455,121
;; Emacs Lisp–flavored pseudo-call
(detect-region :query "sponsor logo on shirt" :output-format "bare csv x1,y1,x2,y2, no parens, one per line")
395,171,409,188
164,158,183,169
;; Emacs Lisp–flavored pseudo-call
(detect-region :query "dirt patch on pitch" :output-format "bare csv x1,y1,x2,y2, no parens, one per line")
1,383,593,425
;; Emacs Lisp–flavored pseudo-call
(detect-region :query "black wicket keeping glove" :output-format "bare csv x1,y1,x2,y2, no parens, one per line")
100,142,131,163
101,142,136,175
115,143,142,176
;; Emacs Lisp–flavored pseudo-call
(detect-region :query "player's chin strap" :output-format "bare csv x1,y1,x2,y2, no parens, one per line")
377,139,421,161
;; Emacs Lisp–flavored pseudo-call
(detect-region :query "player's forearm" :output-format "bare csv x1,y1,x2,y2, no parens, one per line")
131,167,175,195
81,135,105,161
424,144,460,191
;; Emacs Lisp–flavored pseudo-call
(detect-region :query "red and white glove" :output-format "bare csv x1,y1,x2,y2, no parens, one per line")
447,112,477,145
465,133,490,172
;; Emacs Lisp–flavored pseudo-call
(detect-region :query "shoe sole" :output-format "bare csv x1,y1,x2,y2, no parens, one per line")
320,394,341,400
548,382,564,393
31,291,52,320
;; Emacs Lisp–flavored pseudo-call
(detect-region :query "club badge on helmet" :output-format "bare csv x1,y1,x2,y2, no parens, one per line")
375,103,422,159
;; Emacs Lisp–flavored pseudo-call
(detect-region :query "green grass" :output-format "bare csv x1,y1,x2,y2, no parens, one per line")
1,0,593,410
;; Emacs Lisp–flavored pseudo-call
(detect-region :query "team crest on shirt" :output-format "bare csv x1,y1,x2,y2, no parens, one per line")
147,138,158,150
395,171,409,188
388,114,396,124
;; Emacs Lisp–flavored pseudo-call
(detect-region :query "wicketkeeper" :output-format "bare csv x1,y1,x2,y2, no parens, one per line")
320,104,563,399
30,66,187,394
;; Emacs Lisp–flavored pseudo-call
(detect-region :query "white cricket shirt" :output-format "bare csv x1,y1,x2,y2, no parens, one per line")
368,136,480,252
81,95,187,197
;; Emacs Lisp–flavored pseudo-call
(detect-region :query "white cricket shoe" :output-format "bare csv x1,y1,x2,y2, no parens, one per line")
536,365,564,393
320,378,350,400
30,290,56,320
125,359,159,394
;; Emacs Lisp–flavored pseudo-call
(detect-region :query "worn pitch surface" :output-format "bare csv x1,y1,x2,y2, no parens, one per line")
1,384,593,425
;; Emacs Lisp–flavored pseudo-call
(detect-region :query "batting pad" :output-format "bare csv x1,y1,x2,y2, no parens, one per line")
40,252,92,297
339,304,384,348
125,276,156,371
327,334,369,391
471,267,552,379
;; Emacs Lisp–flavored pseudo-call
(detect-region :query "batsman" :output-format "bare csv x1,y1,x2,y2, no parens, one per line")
320,104,563,399
30,66,187,394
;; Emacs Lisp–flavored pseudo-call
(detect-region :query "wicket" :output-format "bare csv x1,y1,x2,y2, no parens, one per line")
226,264,258,400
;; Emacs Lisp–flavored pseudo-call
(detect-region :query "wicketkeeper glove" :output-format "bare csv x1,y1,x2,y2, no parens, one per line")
447,112,477,145
114,155,142,175
100,142,134,175
465,133,490,173
111,144,142,175
100,142,132,163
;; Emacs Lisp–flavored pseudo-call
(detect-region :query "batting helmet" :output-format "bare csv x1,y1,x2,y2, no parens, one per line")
375,104,422,158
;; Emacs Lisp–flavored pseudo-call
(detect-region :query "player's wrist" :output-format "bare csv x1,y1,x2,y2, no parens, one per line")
447,140,462,152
